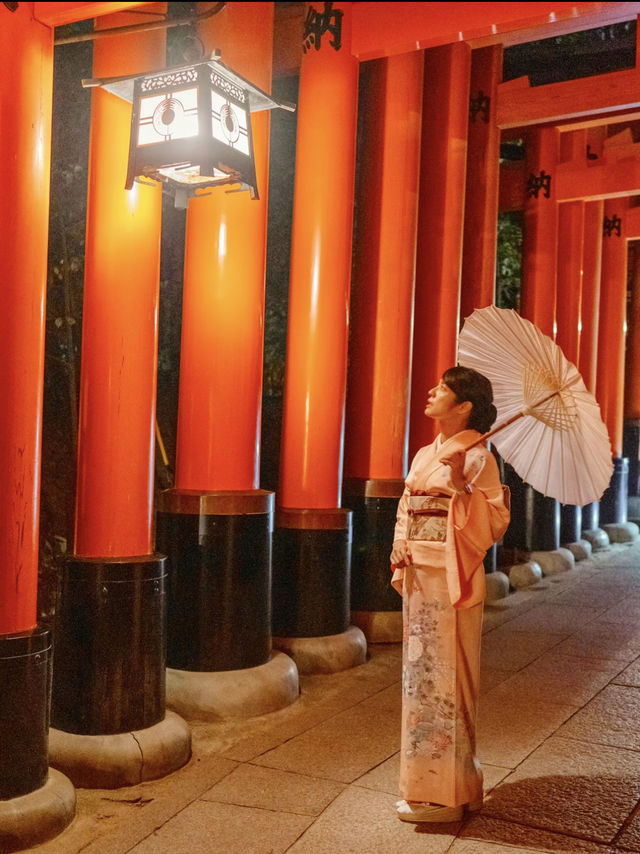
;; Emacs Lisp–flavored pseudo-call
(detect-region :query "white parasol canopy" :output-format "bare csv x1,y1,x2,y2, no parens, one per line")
457,305,613,506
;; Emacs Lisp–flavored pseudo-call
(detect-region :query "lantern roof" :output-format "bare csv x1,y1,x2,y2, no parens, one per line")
82,51,295,115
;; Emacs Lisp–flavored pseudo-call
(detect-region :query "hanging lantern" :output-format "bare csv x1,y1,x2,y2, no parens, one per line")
83,52,294,207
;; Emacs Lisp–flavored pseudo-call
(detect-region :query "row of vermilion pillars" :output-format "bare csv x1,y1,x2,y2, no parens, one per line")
512,125,631,549
155,1,278,682
49,6,191,787
342,42,502,635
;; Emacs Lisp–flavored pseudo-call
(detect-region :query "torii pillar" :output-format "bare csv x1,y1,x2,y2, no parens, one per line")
0,5,75,847
555,131,585,548
155,1,299,719
507,126,560,554
624,240,640,511
460,44,502,322
342,50,423,644
273,1,367,673
579,199,605,536
49,7,191,788
460,44,502,571
598,197,630,532
410,42,471,455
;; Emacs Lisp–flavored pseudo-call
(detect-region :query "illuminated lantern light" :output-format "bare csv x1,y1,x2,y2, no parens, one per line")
83,52,293,207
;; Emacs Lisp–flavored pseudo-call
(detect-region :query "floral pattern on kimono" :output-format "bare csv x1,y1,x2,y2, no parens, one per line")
391,429,510,807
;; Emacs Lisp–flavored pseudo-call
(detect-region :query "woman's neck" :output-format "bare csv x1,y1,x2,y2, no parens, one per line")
438,414,470,440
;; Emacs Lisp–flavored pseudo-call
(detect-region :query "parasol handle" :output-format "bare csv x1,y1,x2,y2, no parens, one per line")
462,389,560,451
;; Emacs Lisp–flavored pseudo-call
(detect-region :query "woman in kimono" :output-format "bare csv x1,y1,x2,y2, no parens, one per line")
390,366,510,823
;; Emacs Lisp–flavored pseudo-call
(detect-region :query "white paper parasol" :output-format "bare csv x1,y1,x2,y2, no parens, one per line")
457,305,613,506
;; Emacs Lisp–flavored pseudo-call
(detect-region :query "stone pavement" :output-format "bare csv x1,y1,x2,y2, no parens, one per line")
25,540,640,854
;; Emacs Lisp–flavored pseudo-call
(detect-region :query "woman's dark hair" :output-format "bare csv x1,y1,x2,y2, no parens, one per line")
442,366,497,434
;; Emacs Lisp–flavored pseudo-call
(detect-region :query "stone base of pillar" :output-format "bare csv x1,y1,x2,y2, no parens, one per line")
602,522,640,543
505,562,542,590
165,652,299,721
351,610,402,643
485,571,511,600
564,539,592,561
528,548,575,575
582,528,611,551
0,769,76,852
48,711,191,789
272,626,367,675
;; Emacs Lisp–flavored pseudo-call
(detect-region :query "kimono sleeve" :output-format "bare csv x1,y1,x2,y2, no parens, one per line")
444,450,510,609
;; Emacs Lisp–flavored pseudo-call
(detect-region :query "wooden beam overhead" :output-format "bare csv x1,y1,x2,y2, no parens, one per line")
555,159,640,202
352,2,640,61
497,66,640,131
34,2,152,27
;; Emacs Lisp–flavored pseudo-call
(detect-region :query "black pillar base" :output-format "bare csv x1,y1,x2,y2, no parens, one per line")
623,419,640,497
156,490,274,672
581,501,600,531
273,508,352,637
560,504,582,545
530,491,560,551
342,479,403,613
51,555,166,736
0,628,51,799
501,463,559,552
599,457,628,525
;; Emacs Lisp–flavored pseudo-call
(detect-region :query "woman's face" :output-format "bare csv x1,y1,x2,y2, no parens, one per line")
424,379,464,421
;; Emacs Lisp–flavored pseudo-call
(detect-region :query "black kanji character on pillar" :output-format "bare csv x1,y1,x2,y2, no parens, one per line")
303,1,343,53
526,170,552,199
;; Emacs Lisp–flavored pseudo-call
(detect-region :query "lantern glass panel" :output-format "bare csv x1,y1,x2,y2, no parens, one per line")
210,91,250,156
137,86,199,146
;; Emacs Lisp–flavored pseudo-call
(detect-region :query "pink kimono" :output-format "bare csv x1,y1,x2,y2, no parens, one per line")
392,429,510,808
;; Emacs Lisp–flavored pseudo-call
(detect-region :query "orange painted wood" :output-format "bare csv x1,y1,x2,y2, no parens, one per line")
0,6,53,632
499,161,526,212
555,201,585,366
579,200,604,395
621,201,640,239
556,158,640,202
34,2,152,27
344,51,423,481
409,42,471,457
497,64,640,131
279,1,358,509
520,127,559,339
460,44,502,324
351,3,639,61
74,7,166,557
597,197,629,457
174,2,273,492
626,243,640,419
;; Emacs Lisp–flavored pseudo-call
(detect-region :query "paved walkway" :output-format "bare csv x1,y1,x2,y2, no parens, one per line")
29,540,640,854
